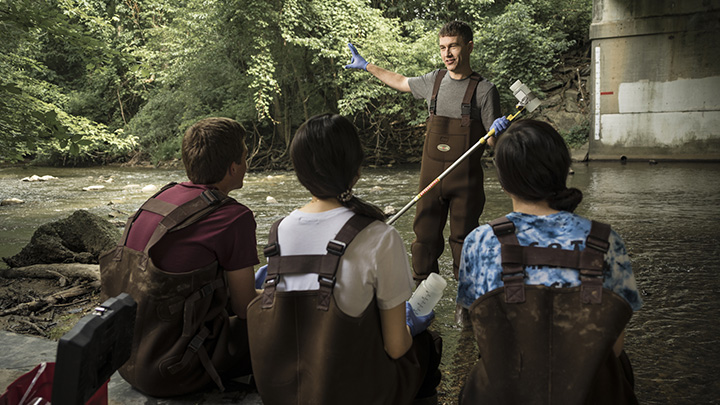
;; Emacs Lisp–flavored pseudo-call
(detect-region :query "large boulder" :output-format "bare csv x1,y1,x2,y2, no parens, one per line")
2,210,120,268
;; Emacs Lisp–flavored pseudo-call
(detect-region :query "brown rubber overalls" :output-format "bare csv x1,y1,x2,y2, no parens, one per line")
100,184,251,397
459,216,638,404
247,214,441,405
412,70,487,280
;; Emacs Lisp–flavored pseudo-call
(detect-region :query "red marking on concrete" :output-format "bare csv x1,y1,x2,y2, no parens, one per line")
600,91,614,95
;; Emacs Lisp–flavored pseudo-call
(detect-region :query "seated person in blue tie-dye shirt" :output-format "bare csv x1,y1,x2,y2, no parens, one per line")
457,120,642,404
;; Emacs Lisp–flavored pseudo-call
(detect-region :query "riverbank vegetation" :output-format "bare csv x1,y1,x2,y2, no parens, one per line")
1,0,592,169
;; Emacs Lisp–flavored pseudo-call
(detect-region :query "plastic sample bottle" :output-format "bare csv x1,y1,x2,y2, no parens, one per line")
408,273,447,316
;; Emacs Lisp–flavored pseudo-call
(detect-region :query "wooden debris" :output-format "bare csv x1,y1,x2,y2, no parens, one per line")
0,264,100,282
0,281,100,317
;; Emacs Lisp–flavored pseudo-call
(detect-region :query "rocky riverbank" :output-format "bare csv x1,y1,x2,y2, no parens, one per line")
0,211,118,339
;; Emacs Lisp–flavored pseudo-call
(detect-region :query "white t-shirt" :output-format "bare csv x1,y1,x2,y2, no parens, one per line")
275,207,414,317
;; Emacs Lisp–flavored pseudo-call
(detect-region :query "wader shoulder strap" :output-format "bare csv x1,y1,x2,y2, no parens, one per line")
429,70,482,128
112,184,231,262
489,216,613,305
489,217,525,303
429,69,447,116
581,220,611,304
461,73,482,127
143,188,230,253
261,214,376,310
118,182,177,245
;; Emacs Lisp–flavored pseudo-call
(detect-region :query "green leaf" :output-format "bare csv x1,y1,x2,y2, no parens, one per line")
2,84,22,95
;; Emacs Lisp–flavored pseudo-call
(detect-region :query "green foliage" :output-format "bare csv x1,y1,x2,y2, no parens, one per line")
0,0,145,163
370,0,496,22
523,0,593,46
471,2,574,110
1,0,592,167
33,114,138,166
124,88,188,163
561,119,590,148
284,0,431,127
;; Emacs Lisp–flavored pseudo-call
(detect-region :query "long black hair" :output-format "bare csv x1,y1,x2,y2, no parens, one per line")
290,113,385,221
494,119,583,212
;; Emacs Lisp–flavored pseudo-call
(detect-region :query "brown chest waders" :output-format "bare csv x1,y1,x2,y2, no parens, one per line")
412,69,488,281
247,215,441,405
99,183,251,397
460,217,637,404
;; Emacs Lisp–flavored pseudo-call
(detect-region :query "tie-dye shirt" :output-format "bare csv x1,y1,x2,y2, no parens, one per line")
457,211,643,311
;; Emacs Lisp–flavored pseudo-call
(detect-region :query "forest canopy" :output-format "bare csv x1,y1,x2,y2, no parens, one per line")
0,0,591,167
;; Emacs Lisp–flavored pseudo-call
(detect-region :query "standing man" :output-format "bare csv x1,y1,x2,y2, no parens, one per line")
345,21,509,282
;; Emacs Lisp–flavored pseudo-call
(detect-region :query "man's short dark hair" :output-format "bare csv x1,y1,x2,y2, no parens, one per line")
181,117,246,185
439,20,473,44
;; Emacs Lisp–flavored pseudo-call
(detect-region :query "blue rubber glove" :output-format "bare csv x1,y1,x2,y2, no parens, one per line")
344,43,369,71
254,265,268,289
490,116,510,136
405,301,435,336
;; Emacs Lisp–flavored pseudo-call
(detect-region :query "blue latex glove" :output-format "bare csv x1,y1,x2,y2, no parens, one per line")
405,301,435,336
254,265,268,289
344,43,368,71
489,116,510,136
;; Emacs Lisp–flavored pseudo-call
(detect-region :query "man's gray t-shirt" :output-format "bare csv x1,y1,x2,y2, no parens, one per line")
408,69,502,132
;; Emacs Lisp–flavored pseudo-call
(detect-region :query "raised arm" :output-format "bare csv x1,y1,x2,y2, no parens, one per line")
345,43,411,93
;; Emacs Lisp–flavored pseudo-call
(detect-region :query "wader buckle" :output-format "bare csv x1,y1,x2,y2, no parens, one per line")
188,331,207,352
461,103,471,116
492,220,516,237
586,235,610,252
200,189,222,205
198,283,214,298
327,240,347,256
264,275,278,287
264,242,280,257
318,275,336,288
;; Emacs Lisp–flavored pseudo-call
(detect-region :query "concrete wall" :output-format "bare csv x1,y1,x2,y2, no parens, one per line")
589,0,720,160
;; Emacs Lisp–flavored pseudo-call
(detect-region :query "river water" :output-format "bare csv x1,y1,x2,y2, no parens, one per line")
1,162,719,404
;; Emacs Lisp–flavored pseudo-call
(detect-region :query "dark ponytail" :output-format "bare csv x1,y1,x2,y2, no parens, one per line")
291,114,385,221
342,194,386,221
495,120,583,212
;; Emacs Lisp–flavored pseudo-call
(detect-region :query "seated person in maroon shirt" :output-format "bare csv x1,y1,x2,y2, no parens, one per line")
100,117,259,397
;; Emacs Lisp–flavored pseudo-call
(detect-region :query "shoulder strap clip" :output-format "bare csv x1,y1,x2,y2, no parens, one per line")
264,242,280,257
200,189,223,205
326,239,347,256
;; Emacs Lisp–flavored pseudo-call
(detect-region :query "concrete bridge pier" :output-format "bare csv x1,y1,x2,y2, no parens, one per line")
589,0,720,160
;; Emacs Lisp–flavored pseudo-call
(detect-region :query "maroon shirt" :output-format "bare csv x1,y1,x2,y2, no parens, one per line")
126,182,259,273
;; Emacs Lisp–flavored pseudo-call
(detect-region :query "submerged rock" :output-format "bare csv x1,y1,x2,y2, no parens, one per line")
2,210,120,268
1,198,24,206
21,175,58,182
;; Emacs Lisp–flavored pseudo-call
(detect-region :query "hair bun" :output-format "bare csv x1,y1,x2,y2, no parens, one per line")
549,187,583,212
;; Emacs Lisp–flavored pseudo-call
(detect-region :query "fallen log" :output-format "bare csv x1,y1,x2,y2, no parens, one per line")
0,281,100,317
0,263,100,281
